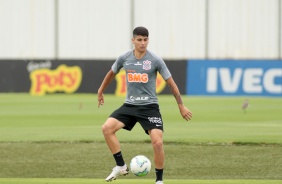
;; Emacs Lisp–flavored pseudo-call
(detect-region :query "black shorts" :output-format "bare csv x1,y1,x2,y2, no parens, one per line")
109,103,164,135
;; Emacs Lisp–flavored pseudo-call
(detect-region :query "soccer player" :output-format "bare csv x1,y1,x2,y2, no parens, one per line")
97,26,192,184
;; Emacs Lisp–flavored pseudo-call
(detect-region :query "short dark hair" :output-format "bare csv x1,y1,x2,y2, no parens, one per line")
133,26,149,37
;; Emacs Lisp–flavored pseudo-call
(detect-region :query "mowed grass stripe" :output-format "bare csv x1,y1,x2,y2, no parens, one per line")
0,94,282,144
1,142,281,179
0,179,281,184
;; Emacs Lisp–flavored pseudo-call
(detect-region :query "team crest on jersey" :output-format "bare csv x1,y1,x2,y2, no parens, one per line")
143,60,151,70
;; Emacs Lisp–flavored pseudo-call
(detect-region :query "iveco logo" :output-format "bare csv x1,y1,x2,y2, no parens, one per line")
207,68,282,94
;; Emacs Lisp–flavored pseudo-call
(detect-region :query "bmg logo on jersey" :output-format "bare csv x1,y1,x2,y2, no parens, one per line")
127,73,148,83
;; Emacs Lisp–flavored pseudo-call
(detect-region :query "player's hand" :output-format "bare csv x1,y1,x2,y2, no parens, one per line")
97,93,104,108
179,105,192,121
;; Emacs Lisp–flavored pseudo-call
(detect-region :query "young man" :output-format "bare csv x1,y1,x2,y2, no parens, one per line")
97,26,192,184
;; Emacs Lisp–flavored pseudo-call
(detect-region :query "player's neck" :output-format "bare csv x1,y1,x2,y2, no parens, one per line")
133,50,146,59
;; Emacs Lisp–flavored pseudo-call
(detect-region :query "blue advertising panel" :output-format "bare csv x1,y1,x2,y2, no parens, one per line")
187,60,282,97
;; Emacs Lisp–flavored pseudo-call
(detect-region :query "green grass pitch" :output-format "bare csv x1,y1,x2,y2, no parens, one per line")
0,93,281,184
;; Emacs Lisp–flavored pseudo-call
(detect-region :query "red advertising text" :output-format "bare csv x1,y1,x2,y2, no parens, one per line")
30,65,82,95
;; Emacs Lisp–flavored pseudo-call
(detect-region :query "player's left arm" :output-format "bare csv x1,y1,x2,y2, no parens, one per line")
166,77,192,121
97,70,116,108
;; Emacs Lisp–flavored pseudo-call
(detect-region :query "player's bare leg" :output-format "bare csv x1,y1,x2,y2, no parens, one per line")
102,117,124,154
102,118,129,182
149,129,164,183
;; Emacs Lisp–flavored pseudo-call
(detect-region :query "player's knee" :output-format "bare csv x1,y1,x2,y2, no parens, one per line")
152,139,163,151
101,124,111,135
101,122,118,135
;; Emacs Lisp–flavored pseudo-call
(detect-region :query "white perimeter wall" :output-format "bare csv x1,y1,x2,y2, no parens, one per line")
0,0,280,59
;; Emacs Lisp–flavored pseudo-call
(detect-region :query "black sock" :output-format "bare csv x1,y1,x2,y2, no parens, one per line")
113,151,125,166
155,168,163,181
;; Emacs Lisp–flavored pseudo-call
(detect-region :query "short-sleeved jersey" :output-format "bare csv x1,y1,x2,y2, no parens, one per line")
111,50,171,105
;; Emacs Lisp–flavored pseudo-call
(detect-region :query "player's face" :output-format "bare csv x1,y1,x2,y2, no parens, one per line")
132,35,149,52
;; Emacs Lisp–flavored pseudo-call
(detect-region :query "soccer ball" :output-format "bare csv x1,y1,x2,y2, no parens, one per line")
130,155,151,177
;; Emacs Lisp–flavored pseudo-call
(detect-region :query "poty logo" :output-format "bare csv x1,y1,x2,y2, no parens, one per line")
207,68,282,94
30,65,82,95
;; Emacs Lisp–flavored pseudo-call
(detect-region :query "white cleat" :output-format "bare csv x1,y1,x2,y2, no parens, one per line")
105,164,129,182
156,181,164,184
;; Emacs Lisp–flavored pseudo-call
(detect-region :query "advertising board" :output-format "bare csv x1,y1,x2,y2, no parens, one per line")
0,60,186,96
187,60,282,96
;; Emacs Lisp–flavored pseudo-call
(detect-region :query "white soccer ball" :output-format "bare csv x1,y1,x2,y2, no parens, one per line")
130,155,151,177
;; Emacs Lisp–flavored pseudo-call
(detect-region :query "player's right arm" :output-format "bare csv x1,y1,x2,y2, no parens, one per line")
97,69,116,108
